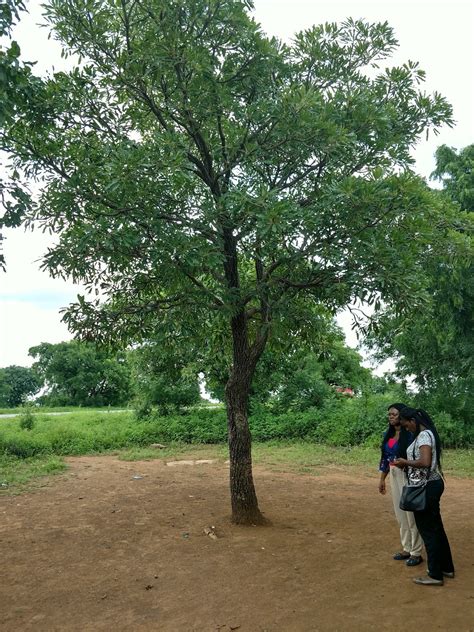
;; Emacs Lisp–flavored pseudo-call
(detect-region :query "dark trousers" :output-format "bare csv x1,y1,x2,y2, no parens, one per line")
414,478,454,580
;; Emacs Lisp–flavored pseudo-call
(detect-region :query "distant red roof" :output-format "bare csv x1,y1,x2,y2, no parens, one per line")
334,386,355,397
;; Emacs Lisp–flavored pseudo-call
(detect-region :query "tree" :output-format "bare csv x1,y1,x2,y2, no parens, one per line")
0,365,43,407
0,0,38,266
1,0,463,523
130,343,201,415
203,318,370,412
366,145,474,422
0,0,27,126
29,341,132,406
263,337,370,413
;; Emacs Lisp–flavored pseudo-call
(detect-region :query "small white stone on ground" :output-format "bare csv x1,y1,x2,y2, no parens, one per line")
203,526,218,540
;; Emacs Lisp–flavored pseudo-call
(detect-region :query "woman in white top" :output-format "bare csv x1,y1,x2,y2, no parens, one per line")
378,403,423,565
393,407,454,586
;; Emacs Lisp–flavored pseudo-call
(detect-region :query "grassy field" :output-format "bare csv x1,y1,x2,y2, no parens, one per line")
0,409,472,493
0,405,131,415
118,442,474,477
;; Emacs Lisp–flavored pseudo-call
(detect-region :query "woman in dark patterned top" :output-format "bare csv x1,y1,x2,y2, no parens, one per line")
393,407,455,586
379,403,423,566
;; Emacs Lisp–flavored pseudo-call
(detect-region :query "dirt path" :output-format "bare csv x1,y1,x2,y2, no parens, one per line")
1,456,473,631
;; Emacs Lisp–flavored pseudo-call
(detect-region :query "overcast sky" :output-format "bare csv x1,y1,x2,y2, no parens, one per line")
1,0,473,369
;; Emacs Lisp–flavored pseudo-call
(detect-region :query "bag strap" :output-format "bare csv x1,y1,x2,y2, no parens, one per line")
412,432,431,485
425,429,446,483
420,431,432,481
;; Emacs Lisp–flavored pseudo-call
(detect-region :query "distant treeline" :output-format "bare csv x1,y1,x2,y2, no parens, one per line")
0,336,471,448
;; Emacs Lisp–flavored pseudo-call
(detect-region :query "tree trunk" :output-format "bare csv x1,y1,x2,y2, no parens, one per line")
225,369,267,525
225,309,268,525
222,226,268,524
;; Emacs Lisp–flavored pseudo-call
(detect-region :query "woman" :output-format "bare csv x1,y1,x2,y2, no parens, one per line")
393,407,455,585
379,403,423,566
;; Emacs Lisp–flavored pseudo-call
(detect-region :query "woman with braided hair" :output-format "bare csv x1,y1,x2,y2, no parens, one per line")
393,407,455,586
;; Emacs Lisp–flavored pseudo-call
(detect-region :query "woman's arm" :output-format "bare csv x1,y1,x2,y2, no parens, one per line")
393,445,431,469
379,470,389,494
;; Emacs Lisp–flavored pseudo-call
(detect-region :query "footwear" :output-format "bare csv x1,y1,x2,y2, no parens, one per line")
393,551,411,560
413,576,444,586
427,571,455,579
406,555,423,566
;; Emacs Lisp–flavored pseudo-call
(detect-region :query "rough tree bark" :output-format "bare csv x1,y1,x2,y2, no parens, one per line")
225,311,268,525
222,226,268,525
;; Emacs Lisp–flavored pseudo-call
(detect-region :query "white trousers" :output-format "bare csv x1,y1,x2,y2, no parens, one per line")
389,466,423,556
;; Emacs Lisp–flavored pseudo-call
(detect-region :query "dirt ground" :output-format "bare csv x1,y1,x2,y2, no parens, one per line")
0,456,473,632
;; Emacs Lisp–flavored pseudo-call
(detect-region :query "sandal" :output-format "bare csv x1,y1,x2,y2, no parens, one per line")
413,576,443,585
406,555,423,566
393,551,411,560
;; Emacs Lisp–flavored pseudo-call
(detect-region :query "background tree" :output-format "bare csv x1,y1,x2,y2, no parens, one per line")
130,343,201,416
0,365,43,407
30,341,132,406
0,0,37,264
204,317,370,412
1,0,464,523
366,144,473,425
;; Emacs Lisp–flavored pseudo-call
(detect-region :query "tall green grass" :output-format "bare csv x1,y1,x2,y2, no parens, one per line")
0,409,472,495
1,405,472,460
0,411,151,457
0,405,130,415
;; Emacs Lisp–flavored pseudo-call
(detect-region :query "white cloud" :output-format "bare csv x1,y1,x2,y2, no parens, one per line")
0,228,82,367
0,300,73,367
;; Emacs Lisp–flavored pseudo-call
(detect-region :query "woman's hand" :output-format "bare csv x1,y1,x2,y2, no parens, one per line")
393,458,407,468
378,478,386,494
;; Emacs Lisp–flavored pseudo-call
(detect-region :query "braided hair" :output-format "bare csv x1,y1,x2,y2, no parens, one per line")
381,403,411,459
399,407,442,469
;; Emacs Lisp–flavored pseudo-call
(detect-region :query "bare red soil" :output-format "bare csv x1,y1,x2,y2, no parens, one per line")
1,456,473,631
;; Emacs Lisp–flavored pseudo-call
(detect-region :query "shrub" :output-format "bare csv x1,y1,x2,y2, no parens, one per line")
18,405,35,431
147,409,228,443
0,399,470,463
435,412,473,449
0,434,50,458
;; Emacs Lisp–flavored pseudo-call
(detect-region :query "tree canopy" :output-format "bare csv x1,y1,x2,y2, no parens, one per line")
0,0,466,522
29,340,132,406
0,364,43,407
366,144,473,422
130,342,201,415
0,0,37,267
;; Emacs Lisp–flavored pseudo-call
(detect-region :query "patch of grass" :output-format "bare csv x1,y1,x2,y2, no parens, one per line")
0,406,471,489
118,443,228,462
251,443,474,478
442,449,474,478
116,442,474,478
0,406,130,415
0,441,472,497
251,441,378,474
0,454,66,494
0,411,142,457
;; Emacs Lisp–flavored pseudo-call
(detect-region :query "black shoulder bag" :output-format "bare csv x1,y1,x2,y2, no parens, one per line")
399,433,432,512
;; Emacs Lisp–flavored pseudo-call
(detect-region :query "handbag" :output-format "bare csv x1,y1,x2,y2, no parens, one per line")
399,483,427,511
399,432,432,512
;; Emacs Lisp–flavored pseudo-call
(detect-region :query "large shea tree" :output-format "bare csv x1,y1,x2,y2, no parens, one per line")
1,0,463,523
